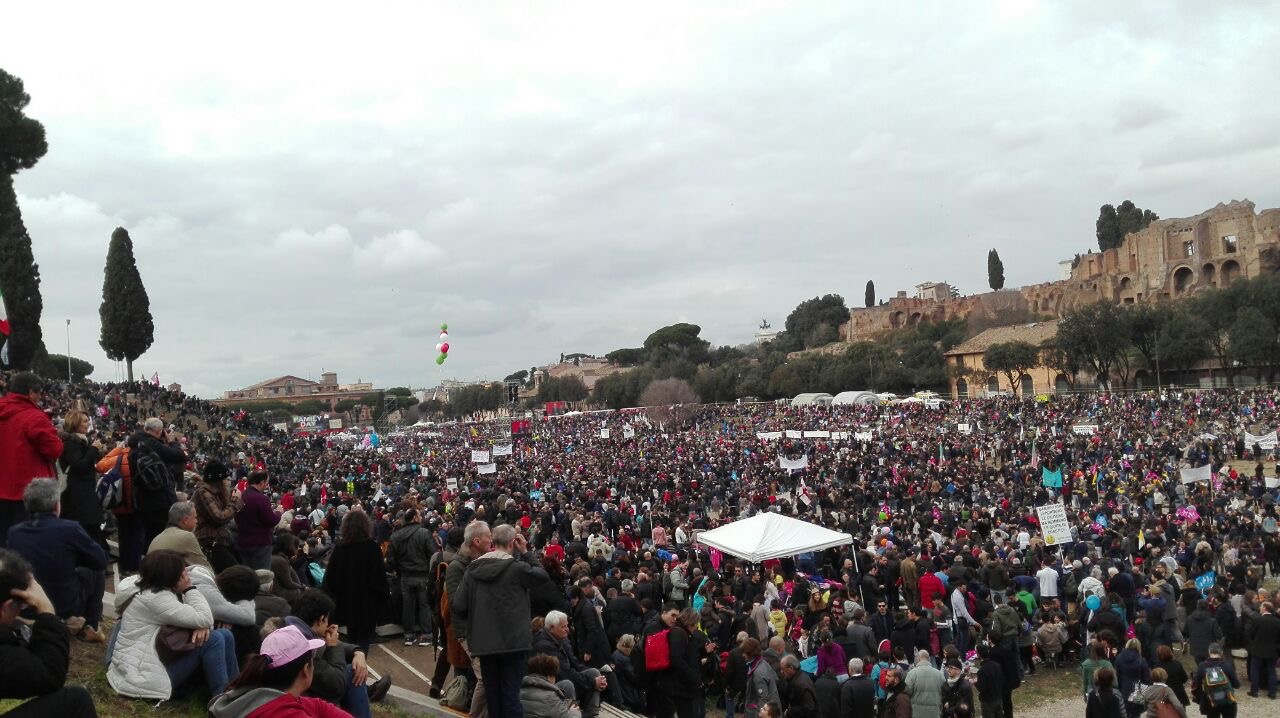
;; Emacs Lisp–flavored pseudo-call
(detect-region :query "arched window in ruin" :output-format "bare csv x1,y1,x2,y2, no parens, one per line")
1172,266,1194,294
889,312,903,329
1119,276,1132,291
956,378,968,399
986,375,1000,394
1054,374,1070,393
1019,374,1034,396
1221,259,1242,285
1201,263,1216,287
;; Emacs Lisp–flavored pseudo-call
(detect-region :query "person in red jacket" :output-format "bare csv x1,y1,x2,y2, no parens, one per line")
0,373,63,548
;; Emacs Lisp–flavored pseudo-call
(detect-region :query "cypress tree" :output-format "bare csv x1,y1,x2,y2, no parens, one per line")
99,227,154,383
864,280,875,308
988,248,1005,290
0,69,49,370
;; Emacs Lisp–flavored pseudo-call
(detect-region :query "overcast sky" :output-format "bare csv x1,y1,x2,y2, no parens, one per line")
5,2,1278,398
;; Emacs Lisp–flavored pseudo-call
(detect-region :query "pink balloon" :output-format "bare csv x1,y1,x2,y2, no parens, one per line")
441,343,450,353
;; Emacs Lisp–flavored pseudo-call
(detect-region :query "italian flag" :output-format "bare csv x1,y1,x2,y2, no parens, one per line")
0,287,9,335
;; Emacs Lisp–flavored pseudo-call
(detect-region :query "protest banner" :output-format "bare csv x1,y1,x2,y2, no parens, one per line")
1036,503,1073,545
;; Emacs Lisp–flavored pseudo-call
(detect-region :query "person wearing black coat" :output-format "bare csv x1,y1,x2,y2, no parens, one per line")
869,603,894,646
1113,644,1151,718
814,671,841,718
987,634,1021,718
321,510,390,654
126,423,187,546
1246,606,1280,698
941,659,975,718
56,419,104,553
572,581,613,668
839,664,875,718
890,614,917,655
779,656,819,718
975,645,1005,718
603,583,645,648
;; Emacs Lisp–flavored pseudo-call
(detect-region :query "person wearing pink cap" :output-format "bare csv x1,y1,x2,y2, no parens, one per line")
209,625,348,717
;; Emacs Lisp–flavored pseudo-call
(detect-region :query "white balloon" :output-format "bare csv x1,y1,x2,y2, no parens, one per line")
435,343,443,352
439,331,449,340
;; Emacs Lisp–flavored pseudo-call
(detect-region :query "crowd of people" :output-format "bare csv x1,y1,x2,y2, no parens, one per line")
2,368,1280,718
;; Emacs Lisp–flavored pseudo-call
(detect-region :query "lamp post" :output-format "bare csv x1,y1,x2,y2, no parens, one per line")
65,319,72,382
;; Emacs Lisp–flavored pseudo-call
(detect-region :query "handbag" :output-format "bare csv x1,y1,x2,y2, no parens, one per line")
1128,683,1151,705
156,624,197,663
1153,700,1180,718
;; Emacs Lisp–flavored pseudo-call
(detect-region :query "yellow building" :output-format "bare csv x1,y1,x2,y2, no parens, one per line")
944,321,1063,398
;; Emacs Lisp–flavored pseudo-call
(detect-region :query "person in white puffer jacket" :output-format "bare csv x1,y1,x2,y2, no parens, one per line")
107,549,239,701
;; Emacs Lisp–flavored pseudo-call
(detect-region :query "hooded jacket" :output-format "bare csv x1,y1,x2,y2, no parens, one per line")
208,687,351,718
0,392,62,501
519,674,581,718
388,522,437,576
451,549,550,656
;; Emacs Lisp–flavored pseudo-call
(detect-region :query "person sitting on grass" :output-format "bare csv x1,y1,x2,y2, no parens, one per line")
0,548,98,717
208,624,350,718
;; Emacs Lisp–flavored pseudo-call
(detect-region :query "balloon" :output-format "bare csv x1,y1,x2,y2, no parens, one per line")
1085,594,1101,611
440,323,448,331
435,343,443,352
440,331,448,340
441,342,450,353
436,355,446,365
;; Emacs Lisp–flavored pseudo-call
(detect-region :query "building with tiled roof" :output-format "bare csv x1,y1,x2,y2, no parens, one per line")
943,321,1063,398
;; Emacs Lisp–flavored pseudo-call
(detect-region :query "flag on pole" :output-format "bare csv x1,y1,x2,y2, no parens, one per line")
1137,529,1146,550
1029,441,1039,469
151,372,160,386
798,478,813,506
938,442,945,463
0,287,9,336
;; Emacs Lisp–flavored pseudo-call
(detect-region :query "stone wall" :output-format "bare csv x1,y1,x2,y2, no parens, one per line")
844,200,1280,342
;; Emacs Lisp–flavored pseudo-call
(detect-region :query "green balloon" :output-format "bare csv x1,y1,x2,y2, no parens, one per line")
440,323,448,331
436,355,446,365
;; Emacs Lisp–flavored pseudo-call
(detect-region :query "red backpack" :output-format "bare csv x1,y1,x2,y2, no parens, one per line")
645,629,672,672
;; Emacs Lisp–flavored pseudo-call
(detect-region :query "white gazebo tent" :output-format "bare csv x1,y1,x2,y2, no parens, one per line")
695,512,852,563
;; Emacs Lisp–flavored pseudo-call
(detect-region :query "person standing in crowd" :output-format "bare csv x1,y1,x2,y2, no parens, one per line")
192,460,242,573
940,658,973,718
1191,644,1239,718
0,548,98,717
1140,667,1186,718
447,519,493,716
840,657,874,718
127,417,187,547
321,509,388,655
387,507,437,647
235,470,279,571
56,409,105,553
6,478,108,643
453,523,551,718
1246,601,1280,698
880,666,912,718
741,637,780,718
906,648,945,718
0,373,62,547
975,644,1005,718
1087,668,1126,718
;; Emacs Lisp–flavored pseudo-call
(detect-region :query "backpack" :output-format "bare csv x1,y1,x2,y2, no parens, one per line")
645,628,672,672
663,570,674,598
133,443,171,492
96,454,126,511
1063,570,1079,599
440,674,471,709
1202,664,1234,706
307,562,326,586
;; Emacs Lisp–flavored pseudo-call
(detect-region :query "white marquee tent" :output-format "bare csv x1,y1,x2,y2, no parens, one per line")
832,390,879,406
695,512,852,563
790,392,834,407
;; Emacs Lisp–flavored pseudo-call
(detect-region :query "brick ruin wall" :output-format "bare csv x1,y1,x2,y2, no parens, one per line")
844,200,1280,342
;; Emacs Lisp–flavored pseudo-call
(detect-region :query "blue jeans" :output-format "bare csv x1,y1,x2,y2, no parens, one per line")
401,575,432,635
240,544,272,571
339,664,372,718
480,651,527,718
164,627,238,696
